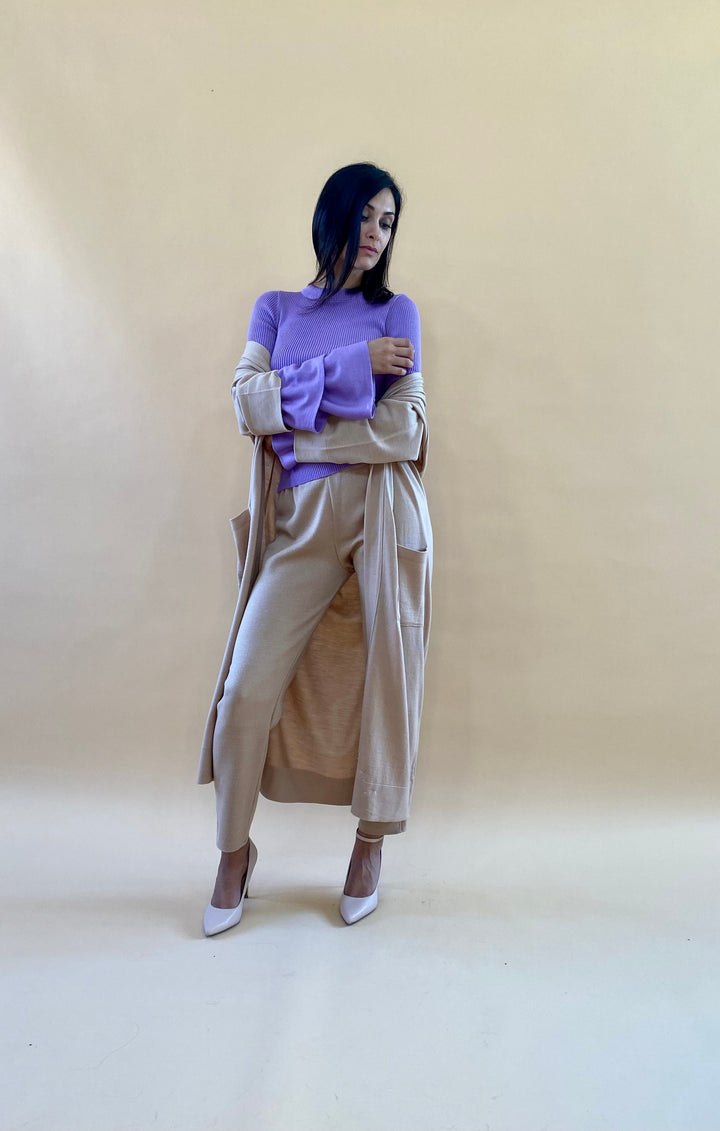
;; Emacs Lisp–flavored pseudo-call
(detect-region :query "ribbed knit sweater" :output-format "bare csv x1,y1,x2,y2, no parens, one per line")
246,283,422,490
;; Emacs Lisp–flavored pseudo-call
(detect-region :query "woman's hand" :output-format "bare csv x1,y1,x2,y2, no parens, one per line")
367,337,414,376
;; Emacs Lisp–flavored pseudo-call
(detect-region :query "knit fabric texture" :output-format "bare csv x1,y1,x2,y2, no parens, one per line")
246,283,421,490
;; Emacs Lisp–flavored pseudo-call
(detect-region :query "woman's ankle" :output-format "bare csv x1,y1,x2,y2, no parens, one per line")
220,839,250,862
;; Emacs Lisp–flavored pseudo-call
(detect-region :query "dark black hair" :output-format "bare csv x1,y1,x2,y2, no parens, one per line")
309,162,403,305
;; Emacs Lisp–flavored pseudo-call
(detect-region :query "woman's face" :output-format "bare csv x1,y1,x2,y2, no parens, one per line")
354,187,396,271
335,187,396,287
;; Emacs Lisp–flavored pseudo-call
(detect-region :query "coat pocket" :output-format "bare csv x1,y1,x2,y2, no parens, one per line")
396,544,428,627
229,509,251,585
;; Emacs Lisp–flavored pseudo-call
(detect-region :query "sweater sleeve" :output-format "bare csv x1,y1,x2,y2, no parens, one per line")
247,292,375,434
293,372,426,466
292,296,425,464
276,341,375,432
374,294,422,401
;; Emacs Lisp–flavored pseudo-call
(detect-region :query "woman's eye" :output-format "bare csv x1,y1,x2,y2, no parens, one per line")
361,215,392,232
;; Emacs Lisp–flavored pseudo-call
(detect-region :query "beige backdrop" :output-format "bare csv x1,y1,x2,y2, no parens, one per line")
2,0,719,815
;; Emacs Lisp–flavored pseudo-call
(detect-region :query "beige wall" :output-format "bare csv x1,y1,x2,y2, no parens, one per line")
2,0,719,810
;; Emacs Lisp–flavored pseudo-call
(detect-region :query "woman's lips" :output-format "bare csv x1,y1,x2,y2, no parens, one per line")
360,246,377,255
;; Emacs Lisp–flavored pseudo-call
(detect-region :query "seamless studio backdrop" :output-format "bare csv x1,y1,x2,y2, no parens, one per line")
2,2,720,1130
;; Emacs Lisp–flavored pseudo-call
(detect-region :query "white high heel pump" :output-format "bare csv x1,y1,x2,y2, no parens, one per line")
339,832,383,925
203,839,258,937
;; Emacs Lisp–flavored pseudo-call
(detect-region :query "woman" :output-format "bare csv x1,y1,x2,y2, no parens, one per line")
198,162,432,934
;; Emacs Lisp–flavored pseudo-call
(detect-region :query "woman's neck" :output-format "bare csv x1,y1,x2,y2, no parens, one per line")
313,268,364,290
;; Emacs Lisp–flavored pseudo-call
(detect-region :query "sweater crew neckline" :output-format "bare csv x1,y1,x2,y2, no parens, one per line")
301,284,363,298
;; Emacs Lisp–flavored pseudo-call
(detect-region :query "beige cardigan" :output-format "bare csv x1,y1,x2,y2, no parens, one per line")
197,342,432,824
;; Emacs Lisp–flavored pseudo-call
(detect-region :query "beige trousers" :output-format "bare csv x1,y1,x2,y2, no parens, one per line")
212,465,407,851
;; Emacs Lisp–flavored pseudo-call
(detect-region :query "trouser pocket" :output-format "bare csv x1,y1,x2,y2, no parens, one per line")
396,545,428,627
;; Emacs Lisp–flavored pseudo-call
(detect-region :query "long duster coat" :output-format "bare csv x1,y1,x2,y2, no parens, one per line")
197,343,432,824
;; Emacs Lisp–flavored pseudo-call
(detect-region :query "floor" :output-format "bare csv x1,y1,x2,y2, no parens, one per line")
2,780,719,1131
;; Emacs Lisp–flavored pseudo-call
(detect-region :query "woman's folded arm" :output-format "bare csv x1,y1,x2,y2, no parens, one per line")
293,376,426,465
231,340,376,438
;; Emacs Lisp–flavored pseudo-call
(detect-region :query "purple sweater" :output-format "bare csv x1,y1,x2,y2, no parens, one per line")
246,283,422,490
